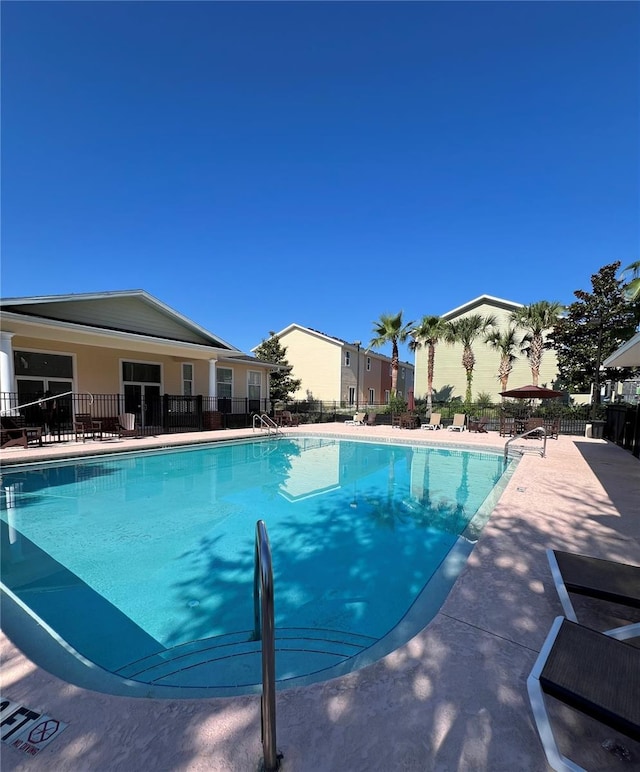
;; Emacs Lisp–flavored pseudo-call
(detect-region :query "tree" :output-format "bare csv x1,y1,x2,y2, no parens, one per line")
369,311,414,397
445,314,497,404
548,262,640,399
510,300,564,386
484,325,524,397
409,315,449,416
253,332,302,402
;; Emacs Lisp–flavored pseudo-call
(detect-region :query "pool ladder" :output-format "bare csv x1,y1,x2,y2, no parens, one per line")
504,425,548,463
253,520,281,771
253,413,283,437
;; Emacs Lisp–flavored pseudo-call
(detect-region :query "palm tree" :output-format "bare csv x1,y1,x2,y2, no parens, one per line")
409,315,449,417
484,325,524,398
445,314,497,404
510,301,563,386
621,261,640,301
369,311,414,396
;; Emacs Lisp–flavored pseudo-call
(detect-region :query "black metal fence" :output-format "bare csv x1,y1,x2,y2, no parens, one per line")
2,391,637,449
604,403,640,458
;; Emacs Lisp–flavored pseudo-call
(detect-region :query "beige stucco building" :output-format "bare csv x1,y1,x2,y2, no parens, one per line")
0,291,276,428
260,324,415,406
413,295,559,403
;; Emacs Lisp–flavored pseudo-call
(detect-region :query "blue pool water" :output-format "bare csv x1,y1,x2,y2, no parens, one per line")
0,437,512,696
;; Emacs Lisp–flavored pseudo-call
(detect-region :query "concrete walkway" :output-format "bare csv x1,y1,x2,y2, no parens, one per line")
1,424,639,771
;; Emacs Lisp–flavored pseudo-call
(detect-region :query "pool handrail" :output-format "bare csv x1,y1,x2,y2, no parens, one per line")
504,425,547,463
253,519,281,771
253,413,282,436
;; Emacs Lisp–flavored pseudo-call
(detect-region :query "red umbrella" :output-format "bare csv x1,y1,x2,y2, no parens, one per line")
499,385,564,399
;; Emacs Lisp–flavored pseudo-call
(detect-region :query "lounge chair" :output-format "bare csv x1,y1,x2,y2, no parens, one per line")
547,549,640,636
499,416,515,437
420,413,442,430
0,416,44,449
447,413,466,432
345,412,366,426
276,410,301,427
527,616,640,772
365,413,377,427
467,416,489,433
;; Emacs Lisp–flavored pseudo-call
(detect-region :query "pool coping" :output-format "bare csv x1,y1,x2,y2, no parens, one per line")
2,423,639,771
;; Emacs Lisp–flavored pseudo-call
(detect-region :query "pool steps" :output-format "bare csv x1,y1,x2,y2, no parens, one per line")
115,626,377,689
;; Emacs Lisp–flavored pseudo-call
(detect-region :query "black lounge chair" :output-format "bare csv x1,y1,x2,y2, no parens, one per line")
547,549,640,636
527,617,640,772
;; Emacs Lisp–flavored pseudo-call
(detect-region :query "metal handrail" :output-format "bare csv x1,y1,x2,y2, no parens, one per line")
504,426,548,463
252,413,282,436
253,520,280,771
0,390,81,416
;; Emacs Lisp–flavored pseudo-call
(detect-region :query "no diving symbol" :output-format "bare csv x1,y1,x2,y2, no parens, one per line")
29,719,59,744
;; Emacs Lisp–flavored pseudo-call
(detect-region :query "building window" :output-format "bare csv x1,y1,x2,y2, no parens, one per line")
123,361,161,383
345,351,351,367
389,365,392,376
182,363,193,396
401,367,405,377
15,351,73,378
366,357,371,371
348,387,355,406
217,367,232,399
248,371,261,412
368,388,375,404
384,390,390,404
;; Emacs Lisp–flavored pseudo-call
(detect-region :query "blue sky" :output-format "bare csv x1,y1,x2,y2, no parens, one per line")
2,1,638,362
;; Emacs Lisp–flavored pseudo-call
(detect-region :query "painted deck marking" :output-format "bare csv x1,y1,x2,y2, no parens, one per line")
1,700,68,756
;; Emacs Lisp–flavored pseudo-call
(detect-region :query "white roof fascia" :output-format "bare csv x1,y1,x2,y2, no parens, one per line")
602,331,640,368
1,290,241,352
442,294,523,319
1,310,248,358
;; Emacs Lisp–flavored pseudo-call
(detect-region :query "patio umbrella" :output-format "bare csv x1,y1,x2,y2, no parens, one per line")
499,385,564,399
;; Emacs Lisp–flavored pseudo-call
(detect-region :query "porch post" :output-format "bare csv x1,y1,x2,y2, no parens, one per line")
208,359,217,400
0,331,16,414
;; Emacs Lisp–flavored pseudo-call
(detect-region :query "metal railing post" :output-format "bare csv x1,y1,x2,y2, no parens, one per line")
253,520,280,771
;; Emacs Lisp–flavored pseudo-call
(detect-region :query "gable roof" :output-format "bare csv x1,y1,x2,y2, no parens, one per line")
442,295,523,320
1,290,240,352
258,323,414,366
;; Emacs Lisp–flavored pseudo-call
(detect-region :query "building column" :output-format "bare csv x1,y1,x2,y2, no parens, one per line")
208,359,217,399
0,331,16,413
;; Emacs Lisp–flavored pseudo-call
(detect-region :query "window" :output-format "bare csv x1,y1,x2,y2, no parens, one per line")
182,364,193,396
401,367,405,377
217,367,233,399
345,351,351,367
15,351,73,378
123,362,161,383
348,387,355,406
384,390,390,404
368,388,375,404
389,365,392,376
366,357,371,371
248,371,261,412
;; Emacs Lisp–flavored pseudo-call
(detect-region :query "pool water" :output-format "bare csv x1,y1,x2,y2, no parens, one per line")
0,437,512,696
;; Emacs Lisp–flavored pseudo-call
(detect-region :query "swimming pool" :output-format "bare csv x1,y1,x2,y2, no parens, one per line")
0,436,514,697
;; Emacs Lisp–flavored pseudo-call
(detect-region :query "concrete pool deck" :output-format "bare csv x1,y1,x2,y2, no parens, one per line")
1,423,639,771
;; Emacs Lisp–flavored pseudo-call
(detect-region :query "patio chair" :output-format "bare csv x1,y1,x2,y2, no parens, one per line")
73,413,102,442
447,413,466,432
0,416,44,449
365,412,377,427
276,410,301,427
399,412,419,429
345,412,366,426
547,549,640,637
527,616,640,772
499,415,515,437
420,413,442,430
117,413,137,437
